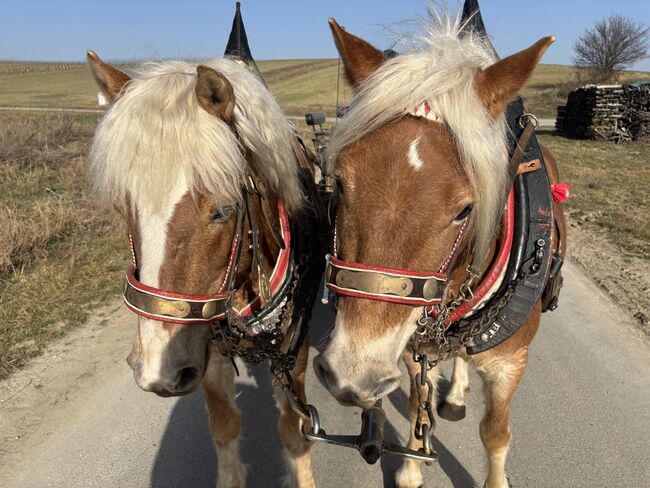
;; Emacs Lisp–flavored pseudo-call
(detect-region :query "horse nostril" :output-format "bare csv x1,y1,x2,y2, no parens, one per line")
337,388,361,406
371,375,401,400
176,367,199,390
313,355,335,390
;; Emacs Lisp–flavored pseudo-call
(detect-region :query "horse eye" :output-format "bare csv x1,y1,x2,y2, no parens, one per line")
455,205,472,221
211,206,234,223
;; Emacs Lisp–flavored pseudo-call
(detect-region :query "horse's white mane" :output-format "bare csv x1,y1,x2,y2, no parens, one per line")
90,58,302,215
328,10,509,264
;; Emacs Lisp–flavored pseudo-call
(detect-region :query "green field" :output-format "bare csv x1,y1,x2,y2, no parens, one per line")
0,59,349,114
2,60,647,118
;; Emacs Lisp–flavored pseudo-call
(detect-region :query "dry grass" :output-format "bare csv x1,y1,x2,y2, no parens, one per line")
538,130,650,259
0,59,347,113
0,112,127,378
538,130,650,326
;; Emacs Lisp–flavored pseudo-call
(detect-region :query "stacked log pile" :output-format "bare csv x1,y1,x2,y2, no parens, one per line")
556,83,650,143
624,84,650,142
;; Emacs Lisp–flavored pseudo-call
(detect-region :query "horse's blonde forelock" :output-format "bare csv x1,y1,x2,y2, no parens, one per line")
328,9,510,265
90,58,303,215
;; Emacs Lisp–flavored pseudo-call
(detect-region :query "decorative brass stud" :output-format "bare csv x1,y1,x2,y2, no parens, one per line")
422,279,440,301
202,301,218,319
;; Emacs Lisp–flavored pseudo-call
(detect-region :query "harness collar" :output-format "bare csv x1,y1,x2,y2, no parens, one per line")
123,200,292,325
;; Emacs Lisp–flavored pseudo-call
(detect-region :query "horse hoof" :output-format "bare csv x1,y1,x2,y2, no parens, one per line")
437,401,466,421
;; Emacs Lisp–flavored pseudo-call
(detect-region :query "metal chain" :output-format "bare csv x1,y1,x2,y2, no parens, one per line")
407,268,480,458
410,266,480,368
456,282,518,347
408,264,531,456
413,353,436,458
209,264,302,370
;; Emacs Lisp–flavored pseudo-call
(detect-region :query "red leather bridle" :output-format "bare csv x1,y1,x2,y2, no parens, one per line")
325,216,469,306
324,184,515,321
324,101,515,322
122,201,291,325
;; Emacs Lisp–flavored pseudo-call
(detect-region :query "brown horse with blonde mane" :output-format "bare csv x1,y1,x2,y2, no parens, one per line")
86,52,324,487
314,9,567,488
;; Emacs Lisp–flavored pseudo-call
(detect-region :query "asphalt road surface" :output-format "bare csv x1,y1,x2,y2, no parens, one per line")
1,261,648,487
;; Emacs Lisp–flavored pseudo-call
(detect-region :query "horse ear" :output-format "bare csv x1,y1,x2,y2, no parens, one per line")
86,50,131,102
475,36,555,117
195,65,236,123
328,18,384,87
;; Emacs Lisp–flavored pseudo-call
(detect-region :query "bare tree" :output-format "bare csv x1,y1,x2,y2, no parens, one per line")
573,15,649,82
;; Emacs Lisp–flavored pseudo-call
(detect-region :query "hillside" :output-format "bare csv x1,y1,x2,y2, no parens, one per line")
1,60,648,118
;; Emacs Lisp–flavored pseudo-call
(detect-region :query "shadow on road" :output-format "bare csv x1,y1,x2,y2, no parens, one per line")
384,364,476,487
150,391,217,487
150,363,288,487
150,300,473,487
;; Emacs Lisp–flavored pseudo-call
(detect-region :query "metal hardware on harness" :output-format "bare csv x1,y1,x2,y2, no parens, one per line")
410,266,480,367
413,353,437,464
321,254,332,304
303,406,438,465
518,112,539,129
276,364,438,465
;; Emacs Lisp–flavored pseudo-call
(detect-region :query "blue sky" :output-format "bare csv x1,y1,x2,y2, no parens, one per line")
1,1,649,70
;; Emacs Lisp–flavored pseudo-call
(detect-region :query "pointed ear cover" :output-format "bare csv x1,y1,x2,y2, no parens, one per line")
195,65,236,123
328,18,384,87
86,50,131,101
475,36,555,116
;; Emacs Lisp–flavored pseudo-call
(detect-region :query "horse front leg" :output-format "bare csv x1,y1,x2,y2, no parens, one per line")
272,338,315,488
438,356,470,421
203,352,246,488
473,347,529,488
395,350,439,488
472,307,540,488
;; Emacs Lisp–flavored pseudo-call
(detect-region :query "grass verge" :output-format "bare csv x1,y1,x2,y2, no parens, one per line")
0,112,127,378
538,131,649,259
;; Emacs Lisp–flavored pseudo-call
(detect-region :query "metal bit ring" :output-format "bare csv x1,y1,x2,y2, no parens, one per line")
305,404,321,435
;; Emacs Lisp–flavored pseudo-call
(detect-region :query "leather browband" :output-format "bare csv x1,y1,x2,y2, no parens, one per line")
122,201,291,324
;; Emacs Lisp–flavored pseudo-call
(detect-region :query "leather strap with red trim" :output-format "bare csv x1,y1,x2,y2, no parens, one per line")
123,266,230,323
324,219,469,306
326,257,447,306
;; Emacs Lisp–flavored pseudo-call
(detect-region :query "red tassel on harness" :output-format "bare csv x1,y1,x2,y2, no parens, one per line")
551,183,570,203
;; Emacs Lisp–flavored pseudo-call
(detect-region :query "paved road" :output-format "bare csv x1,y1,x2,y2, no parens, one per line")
1,261,648,487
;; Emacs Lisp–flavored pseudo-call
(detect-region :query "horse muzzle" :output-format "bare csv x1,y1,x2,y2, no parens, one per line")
127,343,204,397
313,354,401,408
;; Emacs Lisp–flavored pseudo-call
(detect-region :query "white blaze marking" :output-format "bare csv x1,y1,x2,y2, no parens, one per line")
135,180,188,387
408,136,423,171
137,181,188,287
